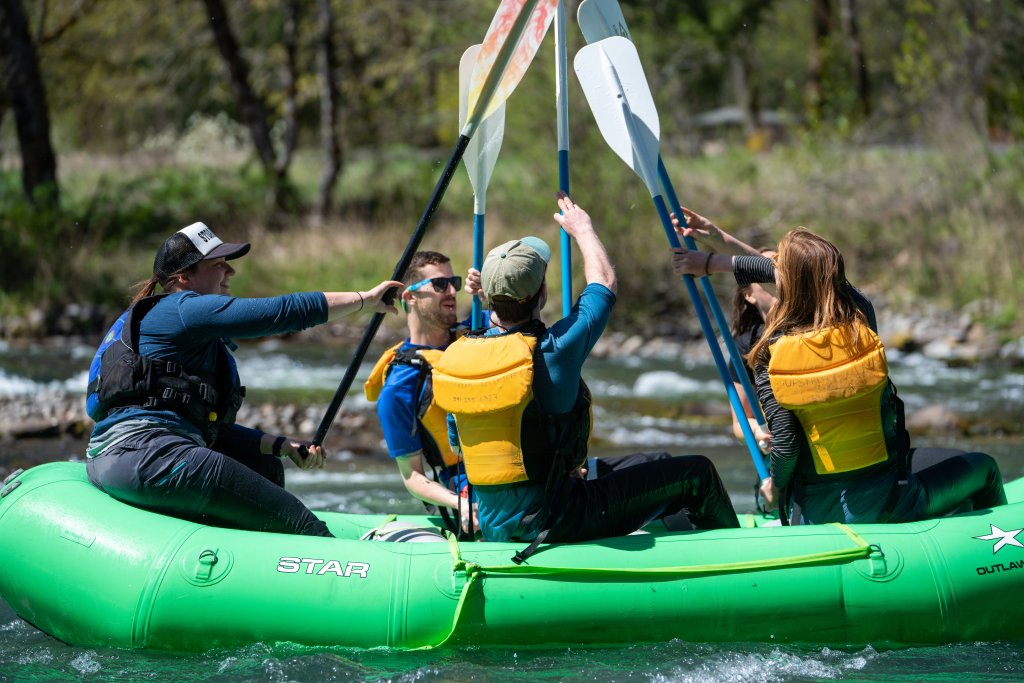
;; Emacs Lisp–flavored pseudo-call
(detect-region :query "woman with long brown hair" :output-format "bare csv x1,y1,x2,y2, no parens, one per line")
673,219,1005,525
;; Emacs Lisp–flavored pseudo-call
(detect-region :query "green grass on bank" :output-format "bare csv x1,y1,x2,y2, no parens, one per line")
2,140,1022,337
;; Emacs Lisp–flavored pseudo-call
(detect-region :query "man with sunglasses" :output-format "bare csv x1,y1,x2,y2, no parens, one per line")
364,251,478,534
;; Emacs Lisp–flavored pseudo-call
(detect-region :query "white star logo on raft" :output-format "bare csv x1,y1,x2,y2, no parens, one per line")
974,524,1024,554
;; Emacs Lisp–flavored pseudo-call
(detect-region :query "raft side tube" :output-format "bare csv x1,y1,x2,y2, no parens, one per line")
3,462,1024,649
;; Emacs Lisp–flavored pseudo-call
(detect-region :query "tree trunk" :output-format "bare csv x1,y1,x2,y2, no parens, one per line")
315,0,343,219
805,0,832,122
0,85,8,144
202,0,278,173
839,0,871,118
276,0,300,180
0,0,59,207
730,46,755,136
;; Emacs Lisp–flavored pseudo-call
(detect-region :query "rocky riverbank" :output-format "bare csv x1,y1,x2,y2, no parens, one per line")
2,302,1022,471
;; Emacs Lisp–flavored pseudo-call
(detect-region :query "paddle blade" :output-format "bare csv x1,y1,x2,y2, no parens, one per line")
467,0,557,125
460,44,507,213
577,0,631,43
574,36,661,194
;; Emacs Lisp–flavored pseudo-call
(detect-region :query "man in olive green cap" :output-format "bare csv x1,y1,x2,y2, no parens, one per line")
444,193,738,560
480,235,552,305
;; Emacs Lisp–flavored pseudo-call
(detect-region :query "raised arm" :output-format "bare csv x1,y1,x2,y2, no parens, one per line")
672,206,763,256
553,192,616,294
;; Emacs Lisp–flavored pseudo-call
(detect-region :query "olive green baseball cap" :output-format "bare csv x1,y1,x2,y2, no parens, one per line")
481,236,552,302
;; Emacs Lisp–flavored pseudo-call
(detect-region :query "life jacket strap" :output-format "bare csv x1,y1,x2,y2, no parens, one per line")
512,528,550,565
510,461,574,564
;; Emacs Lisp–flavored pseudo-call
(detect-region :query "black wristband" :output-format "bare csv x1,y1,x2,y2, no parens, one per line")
272,435,287,457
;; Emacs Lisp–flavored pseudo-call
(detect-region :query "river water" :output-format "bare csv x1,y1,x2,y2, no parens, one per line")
1,339,1023,682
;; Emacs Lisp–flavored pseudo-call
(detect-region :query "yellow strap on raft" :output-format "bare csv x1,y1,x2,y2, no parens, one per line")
419,524,875,649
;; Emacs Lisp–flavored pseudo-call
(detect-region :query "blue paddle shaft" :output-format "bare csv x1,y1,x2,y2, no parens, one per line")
657,158,767,427
559,149,572,317
652,195,770,480
556,1,572,318
472,212,485,328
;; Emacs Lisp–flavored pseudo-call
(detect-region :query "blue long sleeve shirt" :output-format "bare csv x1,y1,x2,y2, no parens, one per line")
90,290,327,454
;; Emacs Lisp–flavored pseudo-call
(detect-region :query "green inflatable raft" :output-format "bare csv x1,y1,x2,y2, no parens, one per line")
2,461,1023,651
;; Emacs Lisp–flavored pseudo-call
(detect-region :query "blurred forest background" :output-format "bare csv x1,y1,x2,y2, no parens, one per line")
2,0,1023,339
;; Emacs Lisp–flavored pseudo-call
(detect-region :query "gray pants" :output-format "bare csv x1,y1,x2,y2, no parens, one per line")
87,429,332,537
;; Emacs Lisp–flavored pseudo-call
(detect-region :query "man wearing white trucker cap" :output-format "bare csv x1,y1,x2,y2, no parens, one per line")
84,222,402,537
433,193,738,560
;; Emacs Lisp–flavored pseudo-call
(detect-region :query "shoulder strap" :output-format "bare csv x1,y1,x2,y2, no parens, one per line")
120,294,167,349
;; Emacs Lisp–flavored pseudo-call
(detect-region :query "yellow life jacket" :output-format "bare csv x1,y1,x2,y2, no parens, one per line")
432,328,591,487
364,341,460,470
768,323,892,476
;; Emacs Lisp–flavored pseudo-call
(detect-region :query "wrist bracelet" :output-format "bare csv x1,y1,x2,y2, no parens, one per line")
272,435,287,458
703,252,713,276
357,291,364,312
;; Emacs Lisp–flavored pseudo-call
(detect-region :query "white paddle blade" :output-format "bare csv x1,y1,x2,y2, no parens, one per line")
574,36,661,195
577,0,631,43
468,0,557,123
458,45,482,130
460,44,506,213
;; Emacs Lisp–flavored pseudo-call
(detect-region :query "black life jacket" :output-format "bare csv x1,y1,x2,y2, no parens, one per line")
87,295,245,444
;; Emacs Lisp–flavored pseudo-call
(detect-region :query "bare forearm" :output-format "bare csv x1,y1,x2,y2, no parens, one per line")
719,230,763,257
402,468,460,510
322,291,368,320
576,230,617,293
322,279,403,321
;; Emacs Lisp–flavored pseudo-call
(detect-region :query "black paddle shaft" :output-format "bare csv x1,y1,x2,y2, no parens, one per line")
311,134,472,447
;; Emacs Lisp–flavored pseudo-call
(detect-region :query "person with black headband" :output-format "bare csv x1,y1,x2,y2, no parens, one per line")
85,221,402,536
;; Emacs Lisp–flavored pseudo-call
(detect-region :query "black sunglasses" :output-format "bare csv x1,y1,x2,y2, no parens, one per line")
405,275,462,294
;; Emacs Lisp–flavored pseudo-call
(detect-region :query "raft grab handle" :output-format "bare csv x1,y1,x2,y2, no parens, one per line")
195,549,218,581
1,469,24,498
179,546,233,587
2,469,23,487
